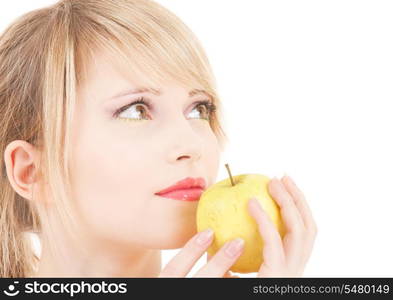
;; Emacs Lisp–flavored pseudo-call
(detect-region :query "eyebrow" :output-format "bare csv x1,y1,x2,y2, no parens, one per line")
109,87,210,100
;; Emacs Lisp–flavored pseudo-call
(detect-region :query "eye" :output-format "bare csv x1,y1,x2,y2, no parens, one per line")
114,97,151,121
113,97,217,121
188,100,217,121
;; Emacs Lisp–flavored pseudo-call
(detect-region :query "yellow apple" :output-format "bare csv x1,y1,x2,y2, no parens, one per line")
196,165,285,273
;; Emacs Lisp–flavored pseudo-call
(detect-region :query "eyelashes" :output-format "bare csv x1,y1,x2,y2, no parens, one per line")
113,97,152,119
113,96,217,121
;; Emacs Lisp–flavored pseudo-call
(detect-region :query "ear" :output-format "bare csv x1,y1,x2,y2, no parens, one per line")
3,140,41,201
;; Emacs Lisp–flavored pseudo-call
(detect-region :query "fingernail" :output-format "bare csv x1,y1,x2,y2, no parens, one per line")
196,228,214,245
225,238,244,258
274,177,283,188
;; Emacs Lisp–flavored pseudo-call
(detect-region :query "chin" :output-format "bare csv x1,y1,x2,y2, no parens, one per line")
158,223,198,249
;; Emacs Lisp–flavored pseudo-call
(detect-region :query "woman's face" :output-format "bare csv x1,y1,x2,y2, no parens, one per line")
69,50,221,250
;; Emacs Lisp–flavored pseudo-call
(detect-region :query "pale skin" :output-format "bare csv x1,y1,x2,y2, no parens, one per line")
4,48,317,277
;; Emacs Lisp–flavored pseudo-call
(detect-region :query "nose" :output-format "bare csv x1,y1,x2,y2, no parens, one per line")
165,119,204,164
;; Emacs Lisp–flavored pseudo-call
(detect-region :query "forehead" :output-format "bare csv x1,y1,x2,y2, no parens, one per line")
79,48,209,101
78,49,155,99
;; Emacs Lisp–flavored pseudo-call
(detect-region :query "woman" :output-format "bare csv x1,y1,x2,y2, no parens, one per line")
0,0,317,278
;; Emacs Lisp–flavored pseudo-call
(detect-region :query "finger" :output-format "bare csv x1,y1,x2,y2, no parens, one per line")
281,175,318,235
269,177,307,269
207,253,234,278
269,177,306,232
159,228,214,277
193,238,245,277
281,175,318,268
248,198,286,274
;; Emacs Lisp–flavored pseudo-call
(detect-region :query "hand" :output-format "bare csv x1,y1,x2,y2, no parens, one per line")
247,175,318,277
159,175,317,278
158,229,245,277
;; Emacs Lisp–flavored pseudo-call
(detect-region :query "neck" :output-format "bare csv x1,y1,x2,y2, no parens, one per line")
32,235,162,277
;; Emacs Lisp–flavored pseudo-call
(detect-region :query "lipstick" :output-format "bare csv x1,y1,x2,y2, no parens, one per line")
155,177,206,201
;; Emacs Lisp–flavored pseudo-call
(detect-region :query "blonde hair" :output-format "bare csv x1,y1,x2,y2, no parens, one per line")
0,0,228,277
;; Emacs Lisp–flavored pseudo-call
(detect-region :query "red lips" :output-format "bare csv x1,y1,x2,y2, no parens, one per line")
155,177,206,195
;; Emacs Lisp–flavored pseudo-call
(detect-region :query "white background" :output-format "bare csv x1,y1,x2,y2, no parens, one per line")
1,1,392,277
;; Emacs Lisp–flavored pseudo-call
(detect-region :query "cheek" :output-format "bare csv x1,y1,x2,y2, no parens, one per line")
204,130,221,186
69,128,154,242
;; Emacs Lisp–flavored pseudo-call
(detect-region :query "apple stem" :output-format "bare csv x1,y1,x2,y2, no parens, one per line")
225,163,235,186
